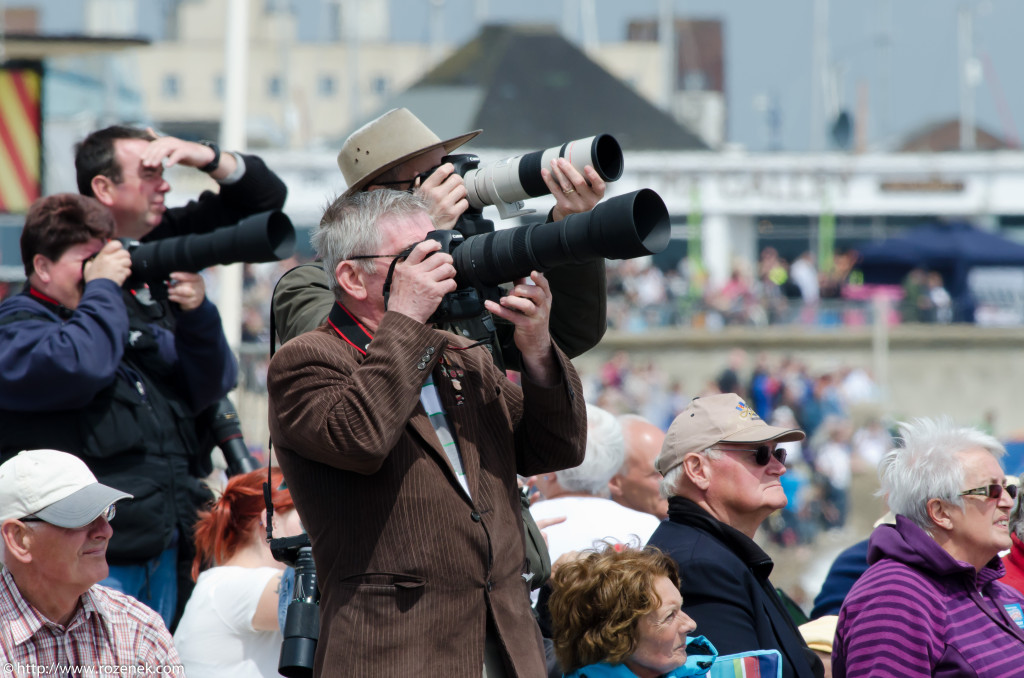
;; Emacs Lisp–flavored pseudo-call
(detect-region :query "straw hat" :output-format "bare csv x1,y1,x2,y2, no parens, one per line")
337,108,481,197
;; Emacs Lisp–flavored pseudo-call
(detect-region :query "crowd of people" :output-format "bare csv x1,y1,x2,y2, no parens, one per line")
604,247,961,331
3,108,1024,678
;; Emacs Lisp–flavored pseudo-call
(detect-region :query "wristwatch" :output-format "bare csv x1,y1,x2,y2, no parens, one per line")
198,140,221,173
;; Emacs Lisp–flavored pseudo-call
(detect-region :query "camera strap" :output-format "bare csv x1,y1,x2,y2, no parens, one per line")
327,301,373,356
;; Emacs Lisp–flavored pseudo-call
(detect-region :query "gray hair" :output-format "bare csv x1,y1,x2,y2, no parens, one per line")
311,189,429,297
659,448,721,499
879,417,1005,534
557,405,626,497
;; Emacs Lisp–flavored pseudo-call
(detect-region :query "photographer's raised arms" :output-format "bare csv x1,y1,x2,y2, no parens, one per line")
272,107,614,368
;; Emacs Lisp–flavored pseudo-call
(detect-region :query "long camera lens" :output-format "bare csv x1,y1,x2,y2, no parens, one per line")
278,545,319,677
125,210,295,284
450,188,670,289
462,134,623,210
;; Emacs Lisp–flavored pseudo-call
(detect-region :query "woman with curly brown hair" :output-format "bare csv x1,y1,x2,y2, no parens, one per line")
548,544,718,678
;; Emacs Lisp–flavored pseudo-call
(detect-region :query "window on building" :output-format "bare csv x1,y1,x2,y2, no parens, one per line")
162,74,179,99
268,75,282,99
214,75,224,99
318,75,335,97
370,76,389,95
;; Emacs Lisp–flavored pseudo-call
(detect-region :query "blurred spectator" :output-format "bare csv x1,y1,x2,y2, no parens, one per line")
927,271,953,324
716,348,747,397
850,417,892,471
531,405,661,564
610,415,669,520
789,252,820,306
1000,472,1024,596
812,417,853,531
174,468,303,678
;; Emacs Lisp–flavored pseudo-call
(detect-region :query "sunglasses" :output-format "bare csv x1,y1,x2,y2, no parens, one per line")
959,484,1018,500
713,444,787,466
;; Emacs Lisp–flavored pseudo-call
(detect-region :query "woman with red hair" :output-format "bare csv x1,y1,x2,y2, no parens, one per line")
173,468,303,678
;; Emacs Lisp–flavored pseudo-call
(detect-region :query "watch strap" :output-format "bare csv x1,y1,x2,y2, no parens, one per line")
198,140,220,173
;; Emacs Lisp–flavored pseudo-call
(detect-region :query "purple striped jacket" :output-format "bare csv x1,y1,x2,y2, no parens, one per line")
833,515,1024,677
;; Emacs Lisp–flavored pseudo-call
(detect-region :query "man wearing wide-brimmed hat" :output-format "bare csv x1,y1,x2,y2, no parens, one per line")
272,107,609,369
0,449,181,667
647,393,825,678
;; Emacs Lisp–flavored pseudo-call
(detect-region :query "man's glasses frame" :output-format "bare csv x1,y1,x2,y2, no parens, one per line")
20,503,117,524
959,484,1018,500
712,444,787,467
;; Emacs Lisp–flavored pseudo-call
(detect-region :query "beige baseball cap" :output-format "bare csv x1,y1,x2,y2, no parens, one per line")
0,449,132,528
655,393,805,475
338,108,481,197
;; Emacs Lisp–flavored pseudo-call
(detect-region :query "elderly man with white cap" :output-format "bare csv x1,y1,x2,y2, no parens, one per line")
646,393,825,678
0,449,181,668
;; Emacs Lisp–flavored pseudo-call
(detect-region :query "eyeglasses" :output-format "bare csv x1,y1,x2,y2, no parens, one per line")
20,503,117,525
959,484,1018,500
345,253,403,261
369,168,436,192
713,444,787,467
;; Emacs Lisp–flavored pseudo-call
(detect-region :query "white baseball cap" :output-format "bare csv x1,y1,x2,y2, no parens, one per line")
0,449,132,528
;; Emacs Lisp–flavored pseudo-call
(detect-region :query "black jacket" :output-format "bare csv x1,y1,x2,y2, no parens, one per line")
647,497,824,678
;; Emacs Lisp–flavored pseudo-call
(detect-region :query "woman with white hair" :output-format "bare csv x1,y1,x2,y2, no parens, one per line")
833,418,1024,678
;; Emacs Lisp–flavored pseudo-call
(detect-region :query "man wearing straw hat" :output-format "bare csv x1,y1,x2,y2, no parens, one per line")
272,107,609,366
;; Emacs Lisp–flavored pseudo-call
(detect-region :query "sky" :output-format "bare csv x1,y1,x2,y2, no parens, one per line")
18,0,1023,152
381,0,1022,153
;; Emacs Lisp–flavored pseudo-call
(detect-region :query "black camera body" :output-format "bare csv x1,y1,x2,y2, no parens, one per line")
385,230,485,324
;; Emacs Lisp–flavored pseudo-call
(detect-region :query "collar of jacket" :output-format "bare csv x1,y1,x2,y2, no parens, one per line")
327,300,374,355
667,496,775,580
25,285,74,319
870,514,1005,588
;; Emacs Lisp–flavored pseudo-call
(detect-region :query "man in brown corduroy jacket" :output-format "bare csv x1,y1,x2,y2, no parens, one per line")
267,189,586,677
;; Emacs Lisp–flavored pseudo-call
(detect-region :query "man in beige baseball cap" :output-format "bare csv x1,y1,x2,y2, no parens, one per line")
647,394,825,678
0,449,181,665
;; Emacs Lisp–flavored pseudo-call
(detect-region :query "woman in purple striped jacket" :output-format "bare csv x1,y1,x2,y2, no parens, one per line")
832,417,1024,678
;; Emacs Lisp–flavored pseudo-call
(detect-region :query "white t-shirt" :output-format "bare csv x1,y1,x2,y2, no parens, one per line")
173,566,283,678
529,496,662,564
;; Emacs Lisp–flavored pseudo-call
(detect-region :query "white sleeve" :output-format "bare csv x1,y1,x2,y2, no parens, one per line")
209,566,281,632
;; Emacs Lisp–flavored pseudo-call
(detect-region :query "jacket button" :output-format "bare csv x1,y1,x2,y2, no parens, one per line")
471,511,481,522
426,346,435,355
417,362,426,370
486,580,494,592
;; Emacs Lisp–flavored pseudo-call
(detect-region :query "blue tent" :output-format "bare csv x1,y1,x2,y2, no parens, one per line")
856,222,1024,321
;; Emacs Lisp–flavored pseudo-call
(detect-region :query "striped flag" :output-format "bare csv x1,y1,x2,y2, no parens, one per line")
0,65,42,213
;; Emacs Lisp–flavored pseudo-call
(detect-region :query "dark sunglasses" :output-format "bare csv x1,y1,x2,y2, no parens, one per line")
713,444,787,466
959,483,1018,500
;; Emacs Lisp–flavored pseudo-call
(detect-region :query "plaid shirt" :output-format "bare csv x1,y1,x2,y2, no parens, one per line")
0,568,183,676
